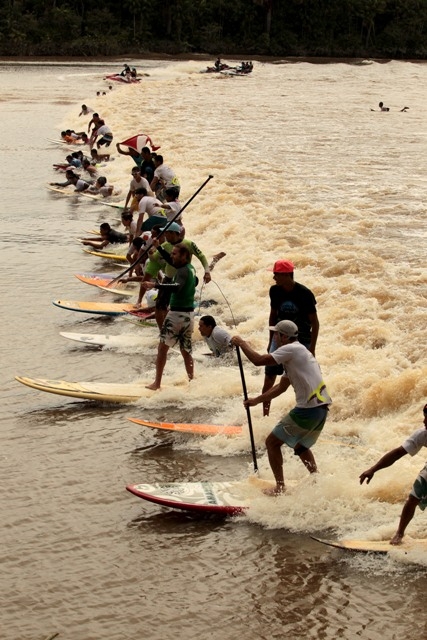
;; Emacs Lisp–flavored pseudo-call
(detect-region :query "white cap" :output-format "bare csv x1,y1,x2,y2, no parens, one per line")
269,320,298,338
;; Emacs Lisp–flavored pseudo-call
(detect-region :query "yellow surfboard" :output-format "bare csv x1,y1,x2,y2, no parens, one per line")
83,248,128,261
15,376,148,403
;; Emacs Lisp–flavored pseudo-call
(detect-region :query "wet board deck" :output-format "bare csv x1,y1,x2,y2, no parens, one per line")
52,300,136,316
126,481,249,515
15,376,147,403
127,418,243,437
78,191,125,209
60,329,152,347
311,536,427,554
83,249,128,261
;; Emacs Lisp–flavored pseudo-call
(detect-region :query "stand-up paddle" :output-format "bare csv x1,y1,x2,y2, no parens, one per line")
108,175,213,285
235,345,258,473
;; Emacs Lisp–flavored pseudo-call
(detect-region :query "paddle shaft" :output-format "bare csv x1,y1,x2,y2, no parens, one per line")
235,345,258,473
112,175,214,282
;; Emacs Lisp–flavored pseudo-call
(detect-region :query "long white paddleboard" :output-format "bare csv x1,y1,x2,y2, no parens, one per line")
311,536,427,554
15,376,149,403
126,481,250,514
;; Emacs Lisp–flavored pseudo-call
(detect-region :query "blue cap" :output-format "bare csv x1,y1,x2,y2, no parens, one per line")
161,222,181,233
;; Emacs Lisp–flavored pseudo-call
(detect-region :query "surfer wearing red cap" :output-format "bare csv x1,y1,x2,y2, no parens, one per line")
262,259,319,416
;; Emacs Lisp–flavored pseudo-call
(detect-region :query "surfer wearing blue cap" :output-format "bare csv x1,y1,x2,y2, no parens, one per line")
360,403,427,545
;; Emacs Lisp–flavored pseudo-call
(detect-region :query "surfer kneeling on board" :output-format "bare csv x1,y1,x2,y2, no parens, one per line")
232,320,332,496
360,403,427,545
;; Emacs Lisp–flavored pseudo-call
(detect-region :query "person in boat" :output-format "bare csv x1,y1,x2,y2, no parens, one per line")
121,64,131,77
262,259,319,416
360,404,427,545
214,57,222,70
232,320,332,496
198,316,233,357
81,222,127,249
143,243,198,390
88,176,114,197
131,67,137,78
150,154,180,202
125,166,153,209
79,104,94,117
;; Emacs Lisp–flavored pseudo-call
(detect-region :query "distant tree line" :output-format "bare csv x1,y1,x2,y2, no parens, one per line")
0,0,426,58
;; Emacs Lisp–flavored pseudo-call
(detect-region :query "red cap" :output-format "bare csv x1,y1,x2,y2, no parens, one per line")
273,259,294,273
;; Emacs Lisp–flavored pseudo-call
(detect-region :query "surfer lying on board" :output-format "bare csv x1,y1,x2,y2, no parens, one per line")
81,223,128,249
232,320,332,496
198,316,233,357
143,243,197,390
371,102,409,112
360,403,427,545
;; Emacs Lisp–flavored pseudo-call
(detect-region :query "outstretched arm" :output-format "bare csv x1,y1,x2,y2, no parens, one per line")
359,446,407,484
231,336,276,366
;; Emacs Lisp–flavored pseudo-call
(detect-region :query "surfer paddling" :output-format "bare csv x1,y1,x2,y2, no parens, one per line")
360,403,427,545
232,320,332,496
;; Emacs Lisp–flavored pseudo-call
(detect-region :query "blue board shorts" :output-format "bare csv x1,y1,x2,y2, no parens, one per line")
410,474,427,511
272,405,329,449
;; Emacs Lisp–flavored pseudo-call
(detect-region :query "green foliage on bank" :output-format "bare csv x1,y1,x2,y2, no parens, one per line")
0,0,426,58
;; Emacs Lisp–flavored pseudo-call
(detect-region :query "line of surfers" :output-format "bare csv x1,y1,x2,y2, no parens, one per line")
50,109,427,546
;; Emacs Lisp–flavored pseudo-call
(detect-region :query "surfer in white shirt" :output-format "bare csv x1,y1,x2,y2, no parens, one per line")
360,403,427,545
232,320,332,496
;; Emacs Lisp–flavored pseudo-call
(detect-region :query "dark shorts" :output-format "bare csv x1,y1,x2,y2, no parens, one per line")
156,277,172,311
142,214,168,231
98,134,113,147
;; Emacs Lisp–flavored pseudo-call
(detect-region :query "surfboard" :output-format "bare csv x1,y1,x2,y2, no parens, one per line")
127,418,243,437
79,191,125,209
47,185,77,196
126,481,249,514
52,300,136,316
15,376,148,403
75,273,137,296
83,249,128,261
311,536,427,554
59,329,152,347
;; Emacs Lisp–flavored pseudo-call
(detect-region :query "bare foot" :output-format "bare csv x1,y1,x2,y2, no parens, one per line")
263,484,285,496
390,533,403,546
145,383,160,390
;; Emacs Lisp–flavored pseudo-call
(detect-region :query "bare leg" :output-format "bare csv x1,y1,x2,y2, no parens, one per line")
155,307,168,330
298,448,318,474
390,494,419,545
263,433,286,495
180,348,194,380
146,342,169,390
262,373,276,417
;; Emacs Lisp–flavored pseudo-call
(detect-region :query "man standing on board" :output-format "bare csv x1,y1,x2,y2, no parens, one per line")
142,243,197,391
232,320,331,496
262,259,319,416
360,403,427,545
